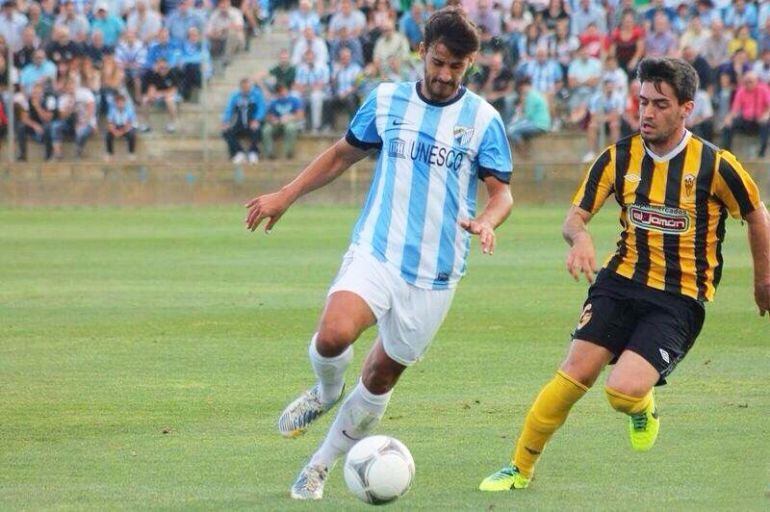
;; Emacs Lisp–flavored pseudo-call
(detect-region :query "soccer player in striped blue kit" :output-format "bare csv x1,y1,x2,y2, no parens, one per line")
245,7,514,500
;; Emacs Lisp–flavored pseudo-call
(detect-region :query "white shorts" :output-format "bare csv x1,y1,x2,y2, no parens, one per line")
327,247,456,366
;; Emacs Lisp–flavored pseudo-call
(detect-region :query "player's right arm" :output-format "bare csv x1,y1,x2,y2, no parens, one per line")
244,138,370,232
564,147,616,283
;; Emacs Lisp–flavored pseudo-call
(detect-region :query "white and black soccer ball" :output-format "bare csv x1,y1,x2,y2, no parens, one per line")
343,435,415,505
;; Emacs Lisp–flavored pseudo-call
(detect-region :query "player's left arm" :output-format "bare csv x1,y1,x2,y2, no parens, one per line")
459,176,513,255
745,203,770,317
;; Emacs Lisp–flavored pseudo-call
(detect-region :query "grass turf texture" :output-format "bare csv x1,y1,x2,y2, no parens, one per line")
0,205,767,511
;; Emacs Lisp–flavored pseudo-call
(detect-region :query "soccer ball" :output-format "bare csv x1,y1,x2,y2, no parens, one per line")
343,435,415,505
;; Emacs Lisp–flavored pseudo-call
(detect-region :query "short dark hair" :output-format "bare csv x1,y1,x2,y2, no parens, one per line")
637,57,698,104
423,7,480,57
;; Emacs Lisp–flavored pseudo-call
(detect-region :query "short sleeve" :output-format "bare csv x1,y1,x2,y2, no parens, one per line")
572,148,615,214
345,87,382,150
476,112,513,184
713,151,762,219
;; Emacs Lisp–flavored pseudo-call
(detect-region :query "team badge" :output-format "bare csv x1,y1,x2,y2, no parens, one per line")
453,126,474,146
576,303,593,330
684,173,695,197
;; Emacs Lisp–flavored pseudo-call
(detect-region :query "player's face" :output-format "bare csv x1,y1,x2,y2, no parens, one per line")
639,81,693,146
420,42,473,102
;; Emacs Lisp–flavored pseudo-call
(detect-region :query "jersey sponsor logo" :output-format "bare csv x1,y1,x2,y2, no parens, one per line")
628,204,691,234
387,136,467,171
453,126,474,146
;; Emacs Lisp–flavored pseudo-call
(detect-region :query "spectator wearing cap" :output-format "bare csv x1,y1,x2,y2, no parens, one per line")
0,0,27,52
686,87,714,140
725,0,757,33
221,77,265,164
703,19,730,71
322,47,362,131
127,0,163,44
609,9,645,76
645,11,677,58
178,26,210,100
329,0,367,40
506,76,550,152
91,1,125,47
206,0,245,67
262,82,303,160
291,25,328,69
571,0,606,38
566,42,601,125
13,26,39,70
116,29,147,103
141,57,180,133
728,25,758,61
721,71,770,158
105,92,138,161
583,75,624,163
330,26,364,67
399,2,426,52
295,47,329,134
27,2,53,44
55,0,90,41
288,0,320,42
166,0,206,44
20,48,55,94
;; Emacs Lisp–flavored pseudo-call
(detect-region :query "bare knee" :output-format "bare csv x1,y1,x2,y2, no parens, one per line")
361,346,406,395
315,321,358,357
559,358,601,388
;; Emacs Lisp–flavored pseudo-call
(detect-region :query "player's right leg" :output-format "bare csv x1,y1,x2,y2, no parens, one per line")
277,290,376,438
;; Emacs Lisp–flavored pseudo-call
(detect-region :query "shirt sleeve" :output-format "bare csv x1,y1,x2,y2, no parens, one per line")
345,86,382,150
477,111,513,184
713,150,762,219
572,147,615,213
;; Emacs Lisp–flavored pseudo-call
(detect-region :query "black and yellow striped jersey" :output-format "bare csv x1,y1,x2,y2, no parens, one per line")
573,132,762,302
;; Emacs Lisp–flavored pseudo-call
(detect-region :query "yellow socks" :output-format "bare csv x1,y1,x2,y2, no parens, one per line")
512,370,588,478
605,387,652,415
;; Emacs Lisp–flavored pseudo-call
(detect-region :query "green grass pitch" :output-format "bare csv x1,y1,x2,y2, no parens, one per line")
0,204,767,511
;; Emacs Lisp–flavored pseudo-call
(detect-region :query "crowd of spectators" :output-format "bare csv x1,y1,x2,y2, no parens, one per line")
0,0,267,161
238,0,770,164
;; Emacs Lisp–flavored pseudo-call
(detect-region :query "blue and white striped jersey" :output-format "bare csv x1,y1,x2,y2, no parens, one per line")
345,81,512,290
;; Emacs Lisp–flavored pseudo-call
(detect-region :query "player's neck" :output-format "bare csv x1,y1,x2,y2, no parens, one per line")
418,80,462,105
645,126,687,158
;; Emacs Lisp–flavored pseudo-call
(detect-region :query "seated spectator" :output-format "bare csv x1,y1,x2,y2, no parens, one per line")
753,48,770,83
583,76,624,162
399,1,426,52
578,22,609,59
696,0,719,28
322,47,361,131
672,3,692,35
105,92,138,161
330,26,364,67
728,24,758,61
0,51,18,92
546,17,578,78
288,0,320,43
759,16,770,54
206,0,245,67
329,0,367,40
90,1,124,47
166,0,206,44
721,71,770,158
100,51,125,114
518,23,544,63
620,79,641,136
504,0,533,62
27,2,53,45
55,0,90,41
571,0,606,37
506,76,550,152
54,76,97,158
473,52,515,119
221,77,265,164
718,48,752,88
645,10,677,58
141,57,179,133
261,83,303,159
294,47,329,134
178,26,210,100
145,28,180,72
116,28,147,103
725,0,757,33
13,26,38,70
17,82,57,160
681,45,712,92
291,25,328,69
643,0,676,26
472,0,502,39
516,45,561,119
84,30,111,68
373,19,410,73
566,43,601,125
602,55,628,98
20,48,55,94
687,87,714,141
542,0,570,33
46,26,81,65
713,71,735,134
262,47,295,92
679,16,710,52
127,0,162,45
703,19,730,71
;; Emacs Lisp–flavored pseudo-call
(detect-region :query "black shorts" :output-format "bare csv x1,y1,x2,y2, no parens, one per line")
572,270,705,385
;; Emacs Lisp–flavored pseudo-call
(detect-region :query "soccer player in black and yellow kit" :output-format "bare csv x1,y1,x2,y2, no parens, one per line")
480,57,770,491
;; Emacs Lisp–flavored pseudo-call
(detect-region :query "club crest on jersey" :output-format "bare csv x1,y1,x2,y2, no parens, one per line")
453,126,474,146
684,173,695,197
628,204,691,234
577,303,592,330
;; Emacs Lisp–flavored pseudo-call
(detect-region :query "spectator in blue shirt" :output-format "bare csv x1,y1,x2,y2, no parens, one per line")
262,82,303,159
165,0,206,43
105,92,138,160
222,77,266,164
90,1,124,46
329,26,364,67
725,0,758,34
322,47,362,130
20,48,56,93
399,2,426,52
178,26,210,100
144,28,179,70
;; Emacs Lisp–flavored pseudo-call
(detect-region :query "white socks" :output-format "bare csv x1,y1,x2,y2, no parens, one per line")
310,380,393,468
309,334,353,405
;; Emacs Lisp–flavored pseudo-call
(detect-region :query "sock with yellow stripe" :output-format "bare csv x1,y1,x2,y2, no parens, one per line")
605,387,652,415
512,370,589,479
